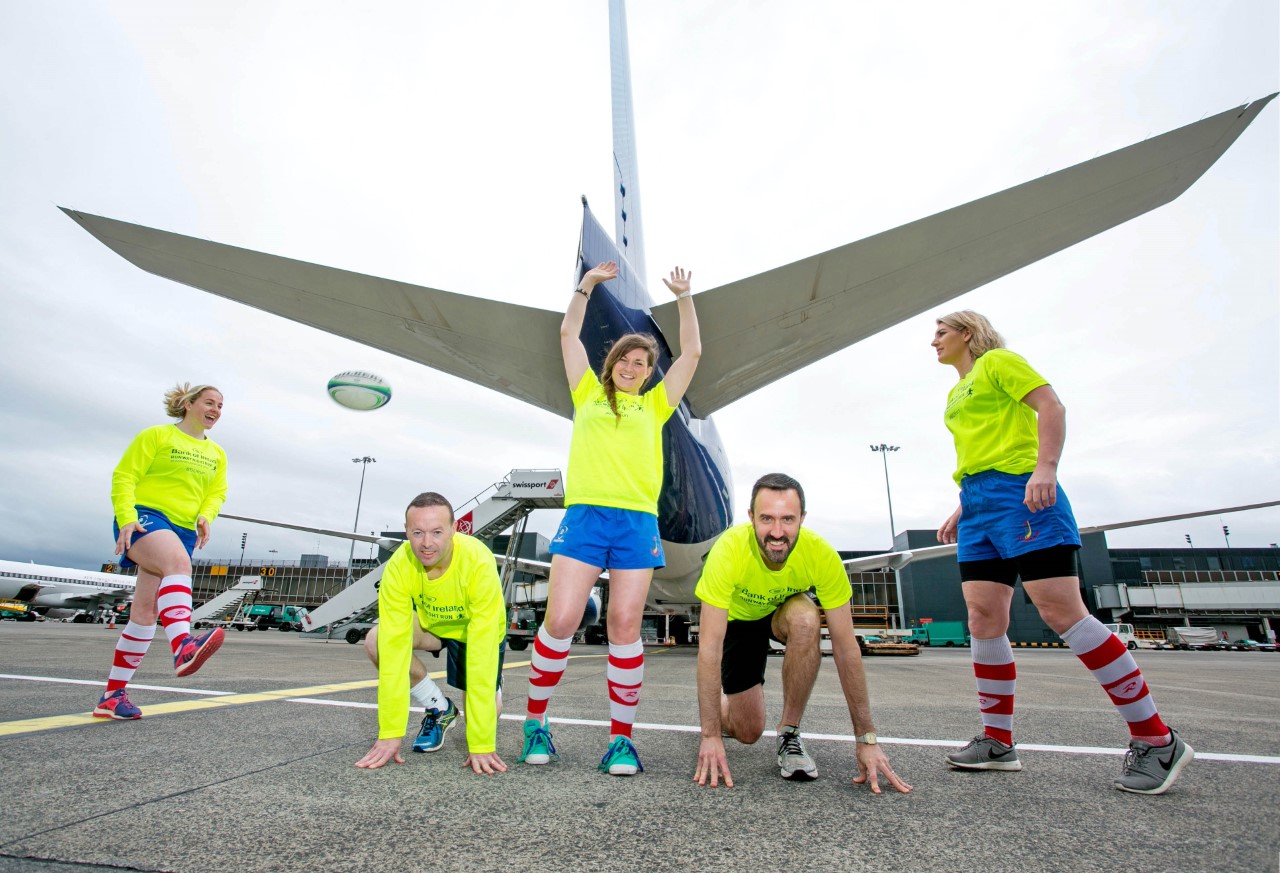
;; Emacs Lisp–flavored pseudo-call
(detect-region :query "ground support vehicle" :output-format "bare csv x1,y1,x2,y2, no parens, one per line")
1164,626,1220,650
906,620,971,647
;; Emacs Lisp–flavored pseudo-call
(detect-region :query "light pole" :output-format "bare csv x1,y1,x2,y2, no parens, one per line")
870,443,904,631
348,457,376,581
870,444,900,546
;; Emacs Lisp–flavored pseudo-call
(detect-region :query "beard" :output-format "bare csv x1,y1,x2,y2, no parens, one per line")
757,531,795,566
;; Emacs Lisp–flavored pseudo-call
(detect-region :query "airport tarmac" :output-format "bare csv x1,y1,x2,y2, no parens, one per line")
0,622,1277,873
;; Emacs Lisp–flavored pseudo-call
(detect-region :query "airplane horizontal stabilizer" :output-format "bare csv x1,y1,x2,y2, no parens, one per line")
653,94,1276,415
221,512,403,552
58,209,573,418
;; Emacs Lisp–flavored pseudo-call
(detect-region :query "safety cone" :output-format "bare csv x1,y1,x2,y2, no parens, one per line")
107,613,116,630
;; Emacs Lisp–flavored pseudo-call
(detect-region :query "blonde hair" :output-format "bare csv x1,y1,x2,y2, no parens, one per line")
936,310,1005,359
164,383,221,419
600,333,659,421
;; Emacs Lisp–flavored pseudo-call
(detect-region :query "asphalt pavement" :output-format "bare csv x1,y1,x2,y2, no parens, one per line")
1,622,1277,873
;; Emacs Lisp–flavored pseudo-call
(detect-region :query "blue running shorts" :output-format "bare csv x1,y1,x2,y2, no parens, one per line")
549,504,665,570
956,470,1081,563
112,506,197,569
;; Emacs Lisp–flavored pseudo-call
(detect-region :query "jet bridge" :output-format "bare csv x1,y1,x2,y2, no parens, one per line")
300,469,565,642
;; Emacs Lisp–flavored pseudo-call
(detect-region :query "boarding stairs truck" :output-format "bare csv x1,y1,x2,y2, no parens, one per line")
192,576,263,629
298,469,565,644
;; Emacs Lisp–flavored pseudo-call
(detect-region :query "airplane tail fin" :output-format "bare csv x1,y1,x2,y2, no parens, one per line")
609,0,646,288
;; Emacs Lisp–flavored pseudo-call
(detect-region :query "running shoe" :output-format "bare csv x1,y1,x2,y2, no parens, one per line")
412,698,458,753
518,718,558,765
93,688,141,720
597,735,644,776
1114,728,1194,795
777,726,818,781
945,734,1023,771
174,627,224,678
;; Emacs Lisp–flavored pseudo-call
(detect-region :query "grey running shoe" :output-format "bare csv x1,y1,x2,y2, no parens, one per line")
777,726,818,781
946,734,1023,771
1114,728,1194,795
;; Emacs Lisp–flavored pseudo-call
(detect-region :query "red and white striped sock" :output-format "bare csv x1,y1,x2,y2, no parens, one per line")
971,634,1016,746
1062,615,1170,744
606,639,644,739
526,625,572,723
156,575,194,654
105,621,156,693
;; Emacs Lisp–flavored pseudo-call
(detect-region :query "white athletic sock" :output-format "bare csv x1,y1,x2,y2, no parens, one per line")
409,675,447,711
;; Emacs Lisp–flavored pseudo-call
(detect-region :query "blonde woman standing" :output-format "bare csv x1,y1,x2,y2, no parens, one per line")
932,312,1192,794
94,383,229,720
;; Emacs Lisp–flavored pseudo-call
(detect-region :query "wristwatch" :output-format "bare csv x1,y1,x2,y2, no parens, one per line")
855,732,878,745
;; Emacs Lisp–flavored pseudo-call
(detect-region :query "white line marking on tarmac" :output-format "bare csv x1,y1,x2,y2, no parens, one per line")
0,673,233,695
5,673,1277,764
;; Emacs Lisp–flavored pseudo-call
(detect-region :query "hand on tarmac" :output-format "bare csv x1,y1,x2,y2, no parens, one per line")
463,752,508,775
851,744,912,795
355,738,405,769
693,736,734,788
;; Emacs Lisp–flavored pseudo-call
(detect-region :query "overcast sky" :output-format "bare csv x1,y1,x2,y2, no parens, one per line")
1,0,1276,571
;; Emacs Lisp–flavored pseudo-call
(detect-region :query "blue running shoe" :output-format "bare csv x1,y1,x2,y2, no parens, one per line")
412,698,459,753
598,735,644,776
174,627,224,678
93,688,142,720
518,718,558,764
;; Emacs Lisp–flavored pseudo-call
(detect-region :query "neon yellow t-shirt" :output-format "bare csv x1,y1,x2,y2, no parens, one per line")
944,349,1048,486
111,424,228,529
694,524,852,622
375,536,506,753
564,369,676,515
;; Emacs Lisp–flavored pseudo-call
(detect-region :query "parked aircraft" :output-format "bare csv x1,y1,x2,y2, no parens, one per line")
60,1,1275,612
0,558,135,619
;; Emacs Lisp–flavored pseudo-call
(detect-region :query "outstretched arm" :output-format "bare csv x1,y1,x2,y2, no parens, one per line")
561,261,618,388
1020,384,1065,512
826,605,912,794
693,605,733,788
660,266,701,407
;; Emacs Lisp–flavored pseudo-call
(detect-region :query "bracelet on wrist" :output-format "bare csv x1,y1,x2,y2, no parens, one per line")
575,288,590,298
675,290,692,300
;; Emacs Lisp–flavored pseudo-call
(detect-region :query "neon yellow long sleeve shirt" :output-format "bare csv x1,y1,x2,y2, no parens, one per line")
376,536,507,753
111,424,228,529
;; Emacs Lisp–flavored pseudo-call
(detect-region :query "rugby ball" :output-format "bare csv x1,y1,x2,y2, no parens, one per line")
579,587,603,630
327,371,392,411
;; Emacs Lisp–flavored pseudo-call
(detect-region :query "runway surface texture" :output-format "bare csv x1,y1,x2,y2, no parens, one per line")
1,622,1277,872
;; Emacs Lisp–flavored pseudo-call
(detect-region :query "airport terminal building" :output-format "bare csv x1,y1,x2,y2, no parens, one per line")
849,531,1280,644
